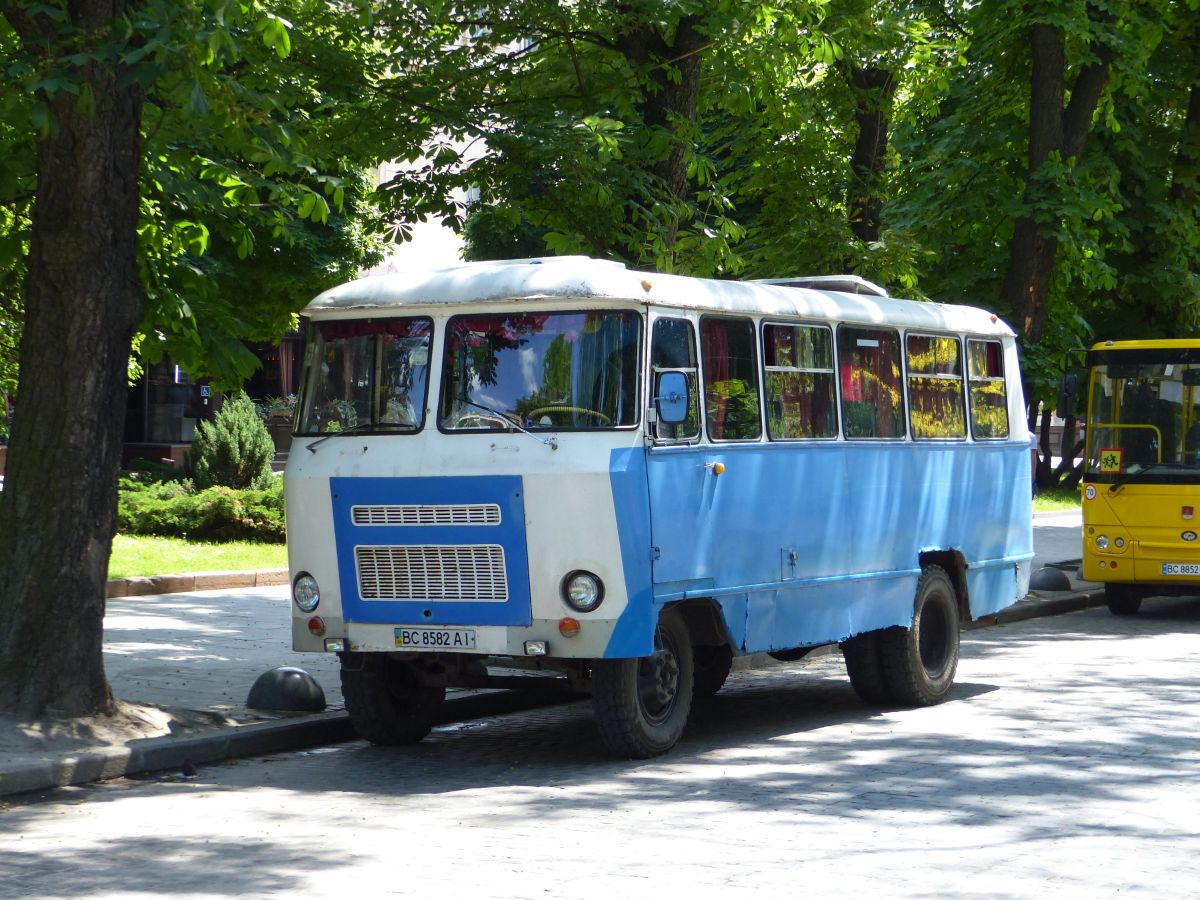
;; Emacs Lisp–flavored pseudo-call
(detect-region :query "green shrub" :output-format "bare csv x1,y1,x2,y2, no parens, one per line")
124,458,191,485
189,393,275,490
118,477,285,543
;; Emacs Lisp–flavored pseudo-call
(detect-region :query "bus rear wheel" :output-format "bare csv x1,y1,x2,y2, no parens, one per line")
592,610,694,758
1105,583,1143,616
878,565,960,707
840,630,893,706
340,654,446,745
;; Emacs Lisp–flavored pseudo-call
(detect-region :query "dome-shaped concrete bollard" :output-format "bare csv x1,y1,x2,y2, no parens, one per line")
1029,565,1072,592
247,666,327,712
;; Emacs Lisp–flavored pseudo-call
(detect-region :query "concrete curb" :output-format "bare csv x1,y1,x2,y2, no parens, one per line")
0,712,355,798
106,569,289,599
994,588,1107,623
0,688,584,799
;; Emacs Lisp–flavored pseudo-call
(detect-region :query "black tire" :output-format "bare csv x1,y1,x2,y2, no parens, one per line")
840,630,893,706
1105,583,1143,616
592,609,694,758
878,565,960,706
693,645,733,697
340,654,446,745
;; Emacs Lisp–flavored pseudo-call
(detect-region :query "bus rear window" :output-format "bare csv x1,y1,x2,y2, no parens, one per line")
967,340,1009,439
907,334,965,440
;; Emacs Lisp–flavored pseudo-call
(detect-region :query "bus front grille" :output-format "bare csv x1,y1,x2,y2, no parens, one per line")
351,504,502,527
355,544,509,602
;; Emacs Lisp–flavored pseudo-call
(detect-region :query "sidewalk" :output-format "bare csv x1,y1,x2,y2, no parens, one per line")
0,565,1106,800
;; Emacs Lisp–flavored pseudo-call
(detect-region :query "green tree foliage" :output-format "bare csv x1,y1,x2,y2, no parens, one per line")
189,393,275,490
453,0,827,275
0,0,457,717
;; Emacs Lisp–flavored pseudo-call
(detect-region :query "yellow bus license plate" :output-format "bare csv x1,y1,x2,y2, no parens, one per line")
1162,563,1200,576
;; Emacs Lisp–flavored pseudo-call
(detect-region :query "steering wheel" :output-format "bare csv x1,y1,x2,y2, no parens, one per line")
526,405,613,425
453,413,512,430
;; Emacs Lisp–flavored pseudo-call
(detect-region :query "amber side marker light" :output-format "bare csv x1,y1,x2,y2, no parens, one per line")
307,616,326,637
559,617,581,638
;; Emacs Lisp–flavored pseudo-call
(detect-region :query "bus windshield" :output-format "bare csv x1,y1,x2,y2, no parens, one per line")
439,311,641,431
1086,360,1200,477
297,318,432,435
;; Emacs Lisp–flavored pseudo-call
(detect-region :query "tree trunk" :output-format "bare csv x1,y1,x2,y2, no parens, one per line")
0,1,144,718
844,63,897,246
1000,19,1112,342
616,15,706,254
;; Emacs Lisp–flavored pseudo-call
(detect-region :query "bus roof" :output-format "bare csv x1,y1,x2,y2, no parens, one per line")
306,256,1015,338
1089,339,1200,351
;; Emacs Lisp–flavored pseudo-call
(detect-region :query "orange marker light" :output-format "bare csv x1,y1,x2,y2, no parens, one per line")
713,462,725,475
558,617,581,638
307,616,326,637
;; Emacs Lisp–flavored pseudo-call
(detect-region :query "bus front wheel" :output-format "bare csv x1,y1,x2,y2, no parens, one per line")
878,565,960,706
340,654,446,745
693,645,733,697
1104,583,1143,616
592,610,694,758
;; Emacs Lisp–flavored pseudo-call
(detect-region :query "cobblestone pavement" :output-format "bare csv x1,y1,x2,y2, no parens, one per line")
4,596,1200,899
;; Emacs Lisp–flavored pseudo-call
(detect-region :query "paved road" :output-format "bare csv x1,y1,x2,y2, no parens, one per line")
4,594,1200,899
1032,509,1084,573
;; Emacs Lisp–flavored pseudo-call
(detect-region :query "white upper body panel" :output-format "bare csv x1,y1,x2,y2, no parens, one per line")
304,256,1015,339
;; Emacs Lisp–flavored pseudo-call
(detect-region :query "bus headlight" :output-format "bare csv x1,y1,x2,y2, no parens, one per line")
1115,537,1125,549
1095,535,1110,551
562,570,604,612
293,573,321,612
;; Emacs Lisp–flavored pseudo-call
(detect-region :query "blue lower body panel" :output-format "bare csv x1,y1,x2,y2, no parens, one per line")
609,440,1032,656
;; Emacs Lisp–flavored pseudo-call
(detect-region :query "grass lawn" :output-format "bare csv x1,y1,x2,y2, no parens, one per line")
1033,485,1082,514
109,534,287,579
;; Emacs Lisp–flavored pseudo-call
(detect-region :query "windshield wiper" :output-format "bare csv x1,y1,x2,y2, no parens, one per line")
1109,462,1170,493
461,399,557,450
305,420,375,453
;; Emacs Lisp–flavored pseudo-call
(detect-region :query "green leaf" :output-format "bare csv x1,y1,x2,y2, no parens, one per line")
188,82,210,118
297,192,315,219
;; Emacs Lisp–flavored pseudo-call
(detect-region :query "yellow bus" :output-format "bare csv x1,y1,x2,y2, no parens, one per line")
1071,340,1200,614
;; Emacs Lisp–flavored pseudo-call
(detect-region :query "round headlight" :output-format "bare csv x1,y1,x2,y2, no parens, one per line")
562,570,604,612
1096,535,1110,551
293,573,321,612
1115,537,1125,549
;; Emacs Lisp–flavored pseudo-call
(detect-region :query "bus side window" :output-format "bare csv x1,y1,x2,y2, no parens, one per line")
838,325,904,439
906,334,966,440
763,323,837,440
651,318,701,441
967,339,1009,439
701,317,762,441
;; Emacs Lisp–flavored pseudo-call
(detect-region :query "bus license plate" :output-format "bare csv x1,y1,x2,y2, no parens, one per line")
395,627,476,650
1162,563,1200,576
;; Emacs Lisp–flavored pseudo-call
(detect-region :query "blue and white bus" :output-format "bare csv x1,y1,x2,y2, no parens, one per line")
285,257,1033,758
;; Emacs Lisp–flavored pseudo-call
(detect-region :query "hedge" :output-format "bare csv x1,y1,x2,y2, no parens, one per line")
118,472,285,543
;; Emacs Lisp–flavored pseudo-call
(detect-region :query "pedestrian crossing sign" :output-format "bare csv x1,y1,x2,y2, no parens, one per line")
1099,447,1123,474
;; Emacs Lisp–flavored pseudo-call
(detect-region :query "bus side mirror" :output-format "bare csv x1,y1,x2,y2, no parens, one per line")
1056,372,1078,420
655,371,690,425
